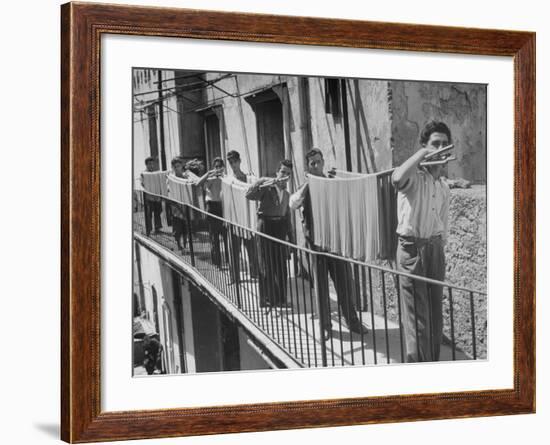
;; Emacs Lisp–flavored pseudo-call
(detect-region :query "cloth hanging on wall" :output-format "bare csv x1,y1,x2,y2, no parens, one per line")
141,171,169,196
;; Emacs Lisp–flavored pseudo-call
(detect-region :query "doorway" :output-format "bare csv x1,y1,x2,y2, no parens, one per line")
203,111,222,168
246,89,285,177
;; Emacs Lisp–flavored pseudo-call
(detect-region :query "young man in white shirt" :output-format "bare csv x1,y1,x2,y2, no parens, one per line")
391,120,452,363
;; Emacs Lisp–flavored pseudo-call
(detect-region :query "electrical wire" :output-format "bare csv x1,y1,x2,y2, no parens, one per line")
133,73,287,114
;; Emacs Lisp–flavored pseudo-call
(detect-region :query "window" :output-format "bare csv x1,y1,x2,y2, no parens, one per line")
325,78,342,118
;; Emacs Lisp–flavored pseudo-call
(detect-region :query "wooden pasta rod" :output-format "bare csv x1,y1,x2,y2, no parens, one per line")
259,176,291,188
420,156,457,167
423,143,454,160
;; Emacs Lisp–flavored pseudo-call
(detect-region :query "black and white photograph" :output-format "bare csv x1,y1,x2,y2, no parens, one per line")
2,0,545,442
132,68,487,375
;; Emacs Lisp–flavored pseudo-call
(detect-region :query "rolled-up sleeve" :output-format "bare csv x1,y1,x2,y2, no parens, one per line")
289,192,304,210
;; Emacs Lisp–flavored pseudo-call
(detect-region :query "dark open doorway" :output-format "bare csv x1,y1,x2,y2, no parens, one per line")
246,89,285,177
203,110,222,168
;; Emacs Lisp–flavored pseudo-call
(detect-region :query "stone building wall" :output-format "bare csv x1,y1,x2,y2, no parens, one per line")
390,81,487,183
445,185,487,292
444,185,487,358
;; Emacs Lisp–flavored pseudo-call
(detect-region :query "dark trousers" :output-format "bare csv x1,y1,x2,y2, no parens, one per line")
396,235,445,362
144,200,162,235
206,201,228,267
314,252,360,331
172,216,187,249
229,232,259,282
257,217,289,307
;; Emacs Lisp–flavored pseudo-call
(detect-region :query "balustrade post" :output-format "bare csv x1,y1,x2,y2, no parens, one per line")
310,251,328,367
185,205,195,267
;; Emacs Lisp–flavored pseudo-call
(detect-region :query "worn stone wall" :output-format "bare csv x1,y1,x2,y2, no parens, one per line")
137,71,487,185
346,79,393,173
444,185,487,358
204,74,395,181
390,81,487,183
307,76,345,171
445,185,487,292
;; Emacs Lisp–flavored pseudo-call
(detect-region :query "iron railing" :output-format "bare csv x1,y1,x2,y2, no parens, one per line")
133,189,487,368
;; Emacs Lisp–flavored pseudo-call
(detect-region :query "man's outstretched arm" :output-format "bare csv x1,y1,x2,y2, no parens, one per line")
392,148,432,189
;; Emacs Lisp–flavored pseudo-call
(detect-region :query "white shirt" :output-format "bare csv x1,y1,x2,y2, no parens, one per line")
395,169,450,241
289,185,306,210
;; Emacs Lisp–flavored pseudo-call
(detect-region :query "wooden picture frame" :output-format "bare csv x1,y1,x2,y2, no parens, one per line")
61,2,535,442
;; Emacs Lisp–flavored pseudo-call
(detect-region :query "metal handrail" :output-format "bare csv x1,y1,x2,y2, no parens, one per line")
134,189,487,366
137,189,486,296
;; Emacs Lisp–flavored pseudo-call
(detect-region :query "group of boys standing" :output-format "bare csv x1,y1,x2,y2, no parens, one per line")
142,120,453,363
